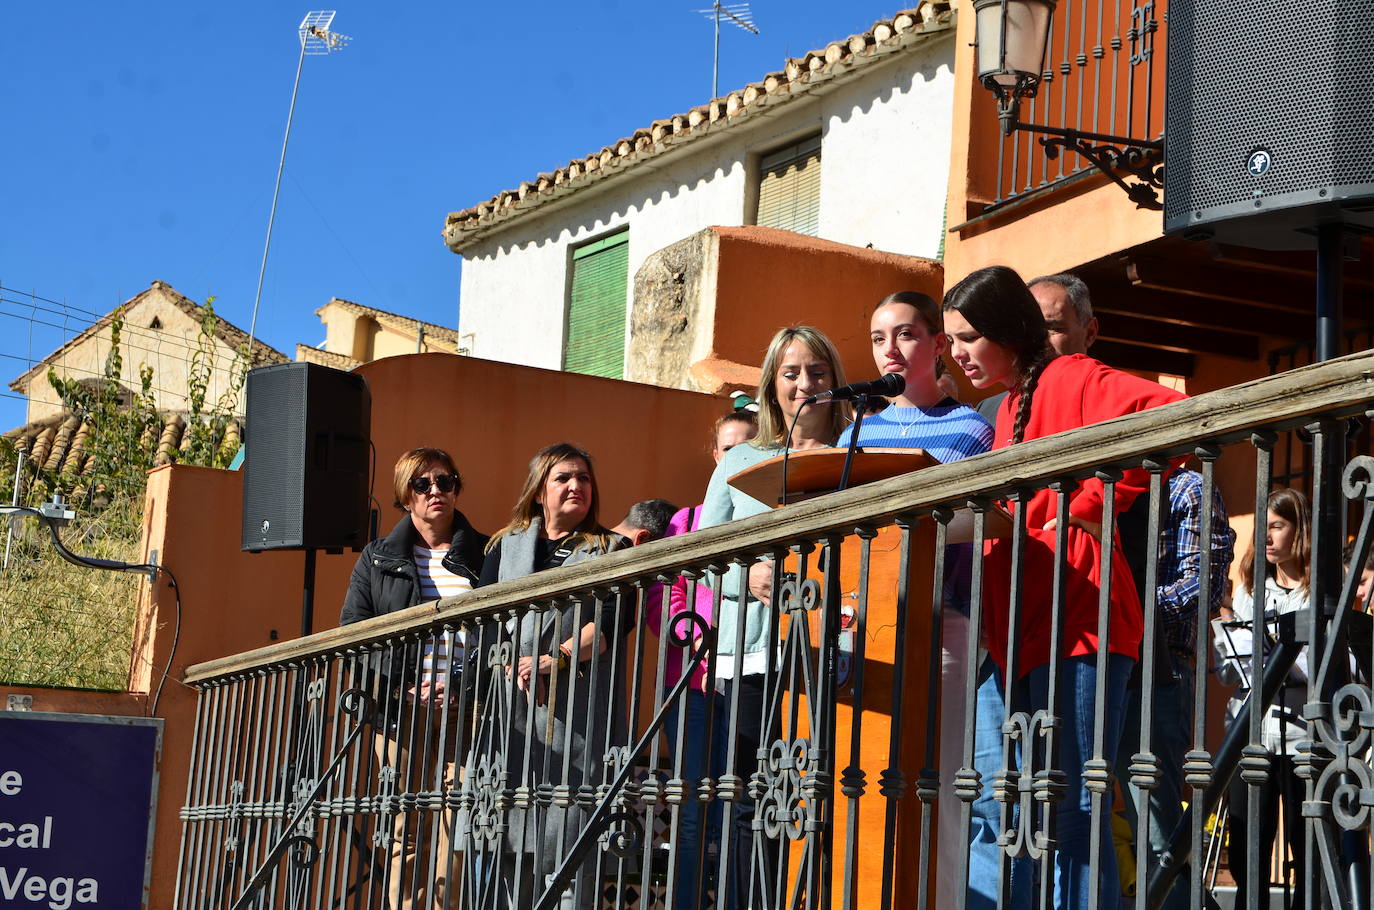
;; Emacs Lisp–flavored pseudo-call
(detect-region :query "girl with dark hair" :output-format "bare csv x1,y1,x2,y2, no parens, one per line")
1216,487,1311,908
943,265,1185,909
644,409,759,910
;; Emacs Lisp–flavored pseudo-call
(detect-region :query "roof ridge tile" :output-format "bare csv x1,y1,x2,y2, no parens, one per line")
442,2,954,252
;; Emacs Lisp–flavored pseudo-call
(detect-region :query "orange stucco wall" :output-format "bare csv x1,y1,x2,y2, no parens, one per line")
941,8,1166,287
708,226,945,384
358,353,729,535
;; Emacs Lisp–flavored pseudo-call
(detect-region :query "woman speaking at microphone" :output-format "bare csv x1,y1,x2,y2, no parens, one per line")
943,265,1184,910
697,325,848,909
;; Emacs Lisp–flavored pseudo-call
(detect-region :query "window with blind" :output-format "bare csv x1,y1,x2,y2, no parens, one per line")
563,230,629,379
755,134,822,236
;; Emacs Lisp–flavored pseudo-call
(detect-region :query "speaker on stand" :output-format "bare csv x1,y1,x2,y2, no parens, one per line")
241,361,372,636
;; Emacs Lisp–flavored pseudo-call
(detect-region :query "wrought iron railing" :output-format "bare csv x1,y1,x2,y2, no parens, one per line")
176,351,1374,909
989,0,1167,209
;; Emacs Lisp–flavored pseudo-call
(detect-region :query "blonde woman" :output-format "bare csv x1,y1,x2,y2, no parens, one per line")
697,325,848,909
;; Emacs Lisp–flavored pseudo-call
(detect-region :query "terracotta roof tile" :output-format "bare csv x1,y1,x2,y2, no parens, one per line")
295,344,362,371
443,3,954,252
3,409,243,479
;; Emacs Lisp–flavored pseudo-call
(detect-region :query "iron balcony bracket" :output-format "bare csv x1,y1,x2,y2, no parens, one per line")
1006,116,1164,211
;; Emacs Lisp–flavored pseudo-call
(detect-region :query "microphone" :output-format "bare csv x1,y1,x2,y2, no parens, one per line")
806,372,905,403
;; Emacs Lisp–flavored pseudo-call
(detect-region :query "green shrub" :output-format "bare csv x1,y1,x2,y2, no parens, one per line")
0,299,248,689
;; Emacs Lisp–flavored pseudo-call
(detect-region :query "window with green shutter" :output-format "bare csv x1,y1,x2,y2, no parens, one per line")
755,133,822,236
564,230,629,379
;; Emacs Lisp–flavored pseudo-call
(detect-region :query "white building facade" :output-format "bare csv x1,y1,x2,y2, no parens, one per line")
445,2,956,380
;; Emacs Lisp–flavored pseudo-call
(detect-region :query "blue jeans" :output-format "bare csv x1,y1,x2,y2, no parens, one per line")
662,677,773,910
970,654,1133,910
1115,657,1193,910
662,689,722,910
1019,653,1133,910
967,658,1031,910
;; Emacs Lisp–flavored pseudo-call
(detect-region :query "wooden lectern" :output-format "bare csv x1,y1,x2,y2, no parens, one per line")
727,447,943,910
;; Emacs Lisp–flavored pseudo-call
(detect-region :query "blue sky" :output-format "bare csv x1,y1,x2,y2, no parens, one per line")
1,1,920,429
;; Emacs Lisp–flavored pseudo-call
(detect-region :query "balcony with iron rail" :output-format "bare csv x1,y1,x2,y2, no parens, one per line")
945,0,1172,297
175,350,1374,910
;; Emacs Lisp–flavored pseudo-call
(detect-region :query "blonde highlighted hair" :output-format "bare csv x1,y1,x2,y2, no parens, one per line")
487,442,614,554
753,326,851,447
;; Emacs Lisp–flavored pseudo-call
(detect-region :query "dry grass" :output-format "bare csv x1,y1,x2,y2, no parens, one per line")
0,496,143,690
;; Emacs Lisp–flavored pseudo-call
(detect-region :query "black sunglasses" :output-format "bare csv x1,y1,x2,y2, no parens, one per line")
409,474,457,495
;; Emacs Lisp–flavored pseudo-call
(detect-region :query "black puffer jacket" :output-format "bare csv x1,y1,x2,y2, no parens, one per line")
339,511,488,626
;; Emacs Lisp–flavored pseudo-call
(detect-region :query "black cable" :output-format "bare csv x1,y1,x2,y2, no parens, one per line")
368,439,380,543
147,566,182,717
779,403,808,506
2,505,181,716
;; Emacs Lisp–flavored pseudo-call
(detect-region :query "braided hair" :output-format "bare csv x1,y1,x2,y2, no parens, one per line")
942,266,1056,444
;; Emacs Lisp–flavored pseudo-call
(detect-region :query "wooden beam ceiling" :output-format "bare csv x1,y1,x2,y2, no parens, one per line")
1095,311,1259,360
1091,340,1196,377
1123,249,1374,323
1091,283,1313,338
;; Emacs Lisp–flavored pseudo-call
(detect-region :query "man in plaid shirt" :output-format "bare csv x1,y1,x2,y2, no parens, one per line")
1116,467,1235,909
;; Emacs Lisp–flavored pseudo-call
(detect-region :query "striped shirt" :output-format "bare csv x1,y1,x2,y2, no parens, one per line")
835,400,993,464
414,546,472,679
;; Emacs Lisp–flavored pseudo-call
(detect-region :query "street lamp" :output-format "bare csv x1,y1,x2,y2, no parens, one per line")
972,0,1164,210
973,0,1055,136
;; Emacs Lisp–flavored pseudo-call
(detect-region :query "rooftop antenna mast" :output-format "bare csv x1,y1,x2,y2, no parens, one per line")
246,11,350,359
696,1,759,99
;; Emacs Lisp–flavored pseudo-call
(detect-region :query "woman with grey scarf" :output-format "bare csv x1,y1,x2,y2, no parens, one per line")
466,442,630,909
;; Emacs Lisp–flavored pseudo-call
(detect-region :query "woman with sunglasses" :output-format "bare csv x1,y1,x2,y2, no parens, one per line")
341,446,488,628
339,446,488,909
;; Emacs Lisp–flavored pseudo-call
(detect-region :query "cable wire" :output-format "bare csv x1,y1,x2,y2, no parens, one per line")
0,505,181,716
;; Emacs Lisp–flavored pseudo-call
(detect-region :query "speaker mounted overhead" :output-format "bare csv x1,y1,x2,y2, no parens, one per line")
1163,0,1374,249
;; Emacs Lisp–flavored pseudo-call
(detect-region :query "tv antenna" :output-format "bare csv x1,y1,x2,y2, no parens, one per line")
246,11,351,358
695,2,759,99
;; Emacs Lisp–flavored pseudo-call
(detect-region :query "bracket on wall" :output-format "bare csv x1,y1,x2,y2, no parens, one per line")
1007,116,1164,210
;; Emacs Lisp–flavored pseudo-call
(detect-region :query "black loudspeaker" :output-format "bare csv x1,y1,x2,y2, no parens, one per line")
241,362,371,552
1163,1,1374,249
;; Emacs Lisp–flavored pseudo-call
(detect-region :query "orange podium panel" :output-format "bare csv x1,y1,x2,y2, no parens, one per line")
727,448,943,909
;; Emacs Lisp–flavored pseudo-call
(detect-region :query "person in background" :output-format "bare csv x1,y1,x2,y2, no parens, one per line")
944,265,1185,909
698,326,849,909
834,290,996,910
1346,539,1374,613
1113,466,1234,910
340,446,487,910
610,498,679,545
1216,488,1311,909
642,410,757,910
474,442,629,909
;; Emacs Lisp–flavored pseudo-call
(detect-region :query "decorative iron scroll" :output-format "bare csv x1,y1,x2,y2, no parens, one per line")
229,686,374,910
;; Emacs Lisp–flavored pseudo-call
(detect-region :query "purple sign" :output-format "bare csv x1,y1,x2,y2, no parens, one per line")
0,712,161,909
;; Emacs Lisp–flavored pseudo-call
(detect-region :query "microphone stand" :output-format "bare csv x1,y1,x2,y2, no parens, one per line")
837,394,869,493
780,404,808,506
